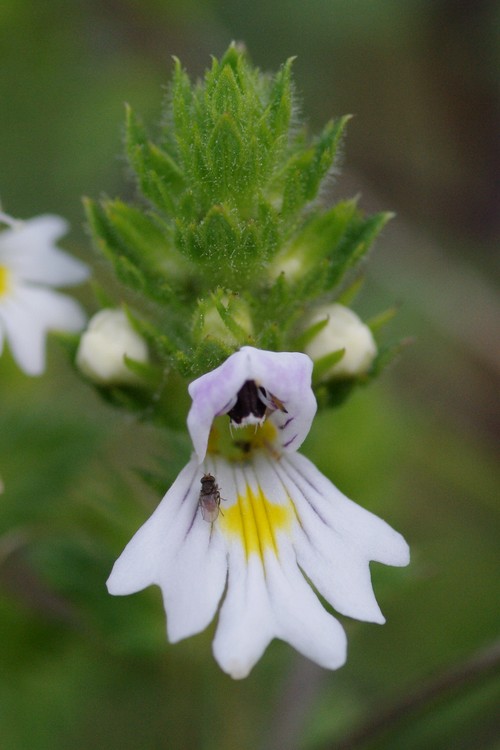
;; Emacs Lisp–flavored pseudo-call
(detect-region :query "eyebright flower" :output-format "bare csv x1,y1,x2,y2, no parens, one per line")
107,346,409,679
305,303,377,379
0,212,89,375
76,308,149,386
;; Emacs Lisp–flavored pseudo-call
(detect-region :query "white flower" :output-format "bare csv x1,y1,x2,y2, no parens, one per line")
107,346,409,679
76,308,149,386
305,303,377,378
0,212,89,375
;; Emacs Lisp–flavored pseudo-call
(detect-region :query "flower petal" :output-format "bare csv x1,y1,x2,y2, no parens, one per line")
274,452,409,622
0,292,45,375
107,457,228,643
213,459,346,678
287,452,410,567
212,551,275,679
0,215,89,287
266,544,347,670
187,347,317,461
0,285,87,375
243,458,347,668
107,460,199,594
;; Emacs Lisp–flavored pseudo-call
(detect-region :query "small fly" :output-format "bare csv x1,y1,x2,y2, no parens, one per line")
199,473,225,523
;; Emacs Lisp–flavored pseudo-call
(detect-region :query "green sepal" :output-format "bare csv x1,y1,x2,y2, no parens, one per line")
93,382,157,415
281,115,350,217
273,200,359,287
369,336,414,378
292,315,330,350
314,336,412,412
312,349,346,385
192,290,253,348
367,305,399,334
84,198,175,303
315,379,356,410
89,280,115,310
326,209,394,289
206,112,245,203
257,322,282,352
336,275,365,306
263,58,294,148
202,204,240,266
252,272,291,341
174,338,235,380
125,106,181,215
292,201,358,261
212,292,252,343
210,60,243,118
114,254,147,292
122,355,161,387
125,312,178,363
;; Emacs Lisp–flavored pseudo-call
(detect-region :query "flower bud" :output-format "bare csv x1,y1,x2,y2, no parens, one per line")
76,309,149,386
304,304,377,378
197,295,253,346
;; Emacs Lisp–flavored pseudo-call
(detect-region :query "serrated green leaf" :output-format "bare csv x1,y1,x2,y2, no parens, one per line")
206,113,244,199
124,104,147,157
257,322,281,351
114,255,147,290
264,58,294,138
283,200,358,269
201,204,240,265
281,116,350,217
211,64,243,119
326,210,394,289
303,115,351,200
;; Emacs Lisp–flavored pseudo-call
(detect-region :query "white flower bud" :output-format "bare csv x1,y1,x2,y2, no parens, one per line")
305,304,377,378
76,309,149,386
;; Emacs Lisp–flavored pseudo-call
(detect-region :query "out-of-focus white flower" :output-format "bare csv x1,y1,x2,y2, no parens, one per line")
76,308,149,386
107,346,409,679
0,212,89,375
305,303,377,378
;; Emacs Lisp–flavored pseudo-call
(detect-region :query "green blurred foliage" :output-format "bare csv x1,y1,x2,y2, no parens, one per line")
0,1,498,749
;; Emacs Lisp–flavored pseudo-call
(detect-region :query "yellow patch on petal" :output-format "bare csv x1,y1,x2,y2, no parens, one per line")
208,417,280,462
221,482,294,560
0,266,10,297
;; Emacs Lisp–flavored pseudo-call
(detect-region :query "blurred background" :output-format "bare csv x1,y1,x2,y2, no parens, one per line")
0,1,498,748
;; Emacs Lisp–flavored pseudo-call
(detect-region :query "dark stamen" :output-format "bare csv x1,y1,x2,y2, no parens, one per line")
227,380,267,424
